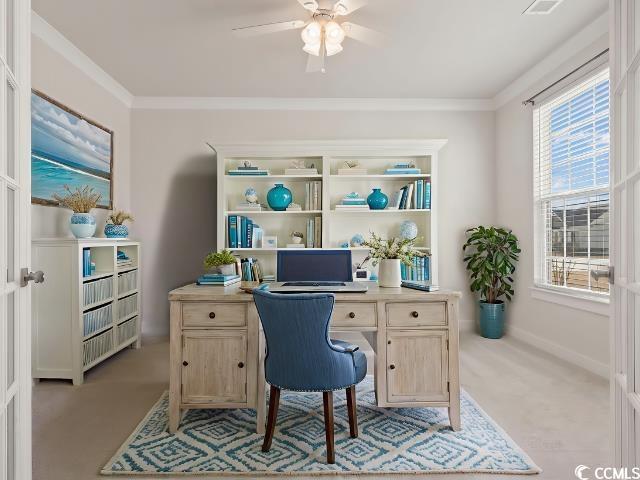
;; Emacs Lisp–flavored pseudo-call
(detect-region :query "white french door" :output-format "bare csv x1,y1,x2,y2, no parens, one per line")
611,0,640,468
0,0,31,478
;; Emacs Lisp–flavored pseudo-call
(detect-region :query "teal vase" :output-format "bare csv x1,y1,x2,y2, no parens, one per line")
367,188,388,210
267,183,292,211
479,301,505,339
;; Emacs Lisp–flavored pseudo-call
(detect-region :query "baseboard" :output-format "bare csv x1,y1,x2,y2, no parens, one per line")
508,326,608,378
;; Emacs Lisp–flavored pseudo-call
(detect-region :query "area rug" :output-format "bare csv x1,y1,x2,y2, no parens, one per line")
102,378,540,475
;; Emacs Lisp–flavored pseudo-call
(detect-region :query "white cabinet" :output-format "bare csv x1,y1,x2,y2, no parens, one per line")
32,238,142,385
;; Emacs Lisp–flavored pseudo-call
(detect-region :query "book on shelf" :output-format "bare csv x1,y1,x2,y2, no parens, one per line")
83,248,91,277
227,215,256,248
304,181,322,210
400,255,430,282
286,203,302,211
286,243,305,248
304,217,321,248
201,274,240,281
284,168,318,175
388,179,431,210
240,258,265,282
334,204,369,210
228,169,270,176
385,168,422,175
337,168,367,175
233,203,263,211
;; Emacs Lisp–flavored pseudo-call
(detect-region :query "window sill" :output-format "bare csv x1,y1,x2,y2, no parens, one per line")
530,285,610,317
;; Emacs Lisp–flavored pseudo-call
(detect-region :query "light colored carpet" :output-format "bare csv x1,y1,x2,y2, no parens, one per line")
102,377,540,476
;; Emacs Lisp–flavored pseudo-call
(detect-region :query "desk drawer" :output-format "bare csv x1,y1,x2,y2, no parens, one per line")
182,302,246,327
331,302,376,328
387,302,446,327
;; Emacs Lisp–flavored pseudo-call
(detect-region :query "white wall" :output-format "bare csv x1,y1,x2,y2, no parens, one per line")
31,36,132,238
130,109,496,336
495,34,610,375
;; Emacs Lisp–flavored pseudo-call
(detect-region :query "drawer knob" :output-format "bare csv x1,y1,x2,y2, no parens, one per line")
389,364,396,370
387,340,391,345
209,312,216,319
349,312,356,318
411,311,419,318
238,362,245,368
182,361,189,366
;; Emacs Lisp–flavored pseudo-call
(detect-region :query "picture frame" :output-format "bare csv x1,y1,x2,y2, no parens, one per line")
263,236,278,249
31,90,114,209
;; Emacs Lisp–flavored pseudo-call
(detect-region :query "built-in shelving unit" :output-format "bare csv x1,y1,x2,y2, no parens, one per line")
32,238,142,385
215,140,447,282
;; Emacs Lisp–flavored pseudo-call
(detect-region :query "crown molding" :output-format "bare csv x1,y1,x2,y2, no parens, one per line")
131,96,495,111
31,11,134,107
492,11,608,109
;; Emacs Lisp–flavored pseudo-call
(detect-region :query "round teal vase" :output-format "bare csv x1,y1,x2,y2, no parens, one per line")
267,184,292,211
104,224,129,238
367,188,388,210
479,301,505,339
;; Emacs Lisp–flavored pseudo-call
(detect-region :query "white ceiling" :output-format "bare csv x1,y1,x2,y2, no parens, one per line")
32,0,607,99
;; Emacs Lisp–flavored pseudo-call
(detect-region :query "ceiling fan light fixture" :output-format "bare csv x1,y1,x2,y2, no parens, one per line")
333,2,348,15
301,21,322,46
324,21,345,45
303,42,321,56
325,42,343,56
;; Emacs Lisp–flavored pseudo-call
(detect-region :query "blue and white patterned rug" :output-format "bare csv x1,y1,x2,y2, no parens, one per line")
102,378,540,475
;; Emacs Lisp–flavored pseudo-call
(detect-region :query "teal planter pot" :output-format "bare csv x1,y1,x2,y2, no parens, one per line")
367,188,388,210
267,184,292,211
479,301,505,339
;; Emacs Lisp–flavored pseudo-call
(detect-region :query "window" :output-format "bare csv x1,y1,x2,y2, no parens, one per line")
533,68,610,296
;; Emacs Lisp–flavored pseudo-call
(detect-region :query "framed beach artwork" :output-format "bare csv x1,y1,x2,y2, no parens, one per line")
31,90,113,208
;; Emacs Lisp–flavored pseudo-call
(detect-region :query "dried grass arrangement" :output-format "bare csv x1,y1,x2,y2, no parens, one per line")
53,185,101,213
108,210,134,225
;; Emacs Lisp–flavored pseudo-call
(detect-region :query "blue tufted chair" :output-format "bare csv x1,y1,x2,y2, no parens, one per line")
253,289,367,464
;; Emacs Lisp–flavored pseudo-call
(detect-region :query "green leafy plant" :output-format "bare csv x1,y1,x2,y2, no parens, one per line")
462,226,520,304
361,232,426,266
203,249,236,269
108,209,134,225
53,185,101,213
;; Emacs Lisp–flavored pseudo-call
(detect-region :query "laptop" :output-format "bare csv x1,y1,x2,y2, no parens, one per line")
268,250,368,293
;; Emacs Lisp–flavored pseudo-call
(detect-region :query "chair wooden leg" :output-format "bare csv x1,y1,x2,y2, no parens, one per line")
346,385,358,438
322,391,335,464
262,385,280,452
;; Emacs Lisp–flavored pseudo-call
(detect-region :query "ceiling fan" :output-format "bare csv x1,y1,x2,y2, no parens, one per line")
232,0,382,73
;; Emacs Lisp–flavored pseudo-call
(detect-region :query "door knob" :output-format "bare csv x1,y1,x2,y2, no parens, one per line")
389,364,396,370
238,362,244,368
209,312,216,319
20,268,45,287
411,311,419,318
182,361,189,366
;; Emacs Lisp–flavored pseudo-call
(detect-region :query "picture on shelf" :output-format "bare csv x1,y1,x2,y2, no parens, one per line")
31,90,113,208
263,236,278,249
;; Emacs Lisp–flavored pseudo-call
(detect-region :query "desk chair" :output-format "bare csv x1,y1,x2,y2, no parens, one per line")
253,289,367,464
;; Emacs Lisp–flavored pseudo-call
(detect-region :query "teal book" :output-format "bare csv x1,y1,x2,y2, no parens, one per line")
228,216,238,248
240,217,247,248
417,180,423,209
424,179,431,209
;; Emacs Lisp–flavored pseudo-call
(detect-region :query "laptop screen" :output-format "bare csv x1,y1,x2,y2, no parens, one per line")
277,250,353,282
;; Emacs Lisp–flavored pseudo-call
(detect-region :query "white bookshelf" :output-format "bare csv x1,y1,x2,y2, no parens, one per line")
215,140,447,283
31,238,142,385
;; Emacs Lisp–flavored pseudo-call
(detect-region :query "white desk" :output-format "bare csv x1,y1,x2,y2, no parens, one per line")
168,283,461,434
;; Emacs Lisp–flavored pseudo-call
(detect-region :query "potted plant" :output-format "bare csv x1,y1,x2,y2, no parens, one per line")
105,210,134,238
362,233,425,287
53,185,102,239
290,231,304,244
462,226,520,339
204,249,237,276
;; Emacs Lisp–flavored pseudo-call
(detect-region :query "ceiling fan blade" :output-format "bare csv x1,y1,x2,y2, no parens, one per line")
341,22,383,46
232,20,305,37
332,0,368,16
305,41,326,73
297,0,319,12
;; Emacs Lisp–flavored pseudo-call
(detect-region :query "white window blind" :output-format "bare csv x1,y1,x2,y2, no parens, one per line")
533,68,610,295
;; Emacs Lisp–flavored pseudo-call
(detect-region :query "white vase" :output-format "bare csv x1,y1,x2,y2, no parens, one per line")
219,264,236,275
378,259,402,288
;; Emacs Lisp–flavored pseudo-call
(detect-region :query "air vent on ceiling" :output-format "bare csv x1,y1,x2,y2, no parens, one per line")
523,0,564,15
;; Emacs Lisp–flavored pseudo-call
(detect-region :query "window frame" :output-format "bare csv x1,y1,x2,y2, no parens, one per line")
532,66,611,303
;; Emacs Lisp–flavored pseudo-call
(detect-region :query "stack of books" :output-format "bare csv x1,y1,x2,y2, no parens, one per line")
240,258,263,282
388,179,431,210
284,167,318,175
385,163,422,175
117,250,133,269
286,203,302,211
234,203,264,212
401,256,430,282
196,274,241,286
227,215,262,248
306,217,322,248
335,193,368,211
304,181,322,210
228,166,270,176
262,274,276,283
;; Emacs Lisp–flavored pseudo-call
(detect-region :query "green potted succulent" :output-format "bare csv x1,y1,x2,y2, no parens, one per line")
462,226,520,339
204,249,237,275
